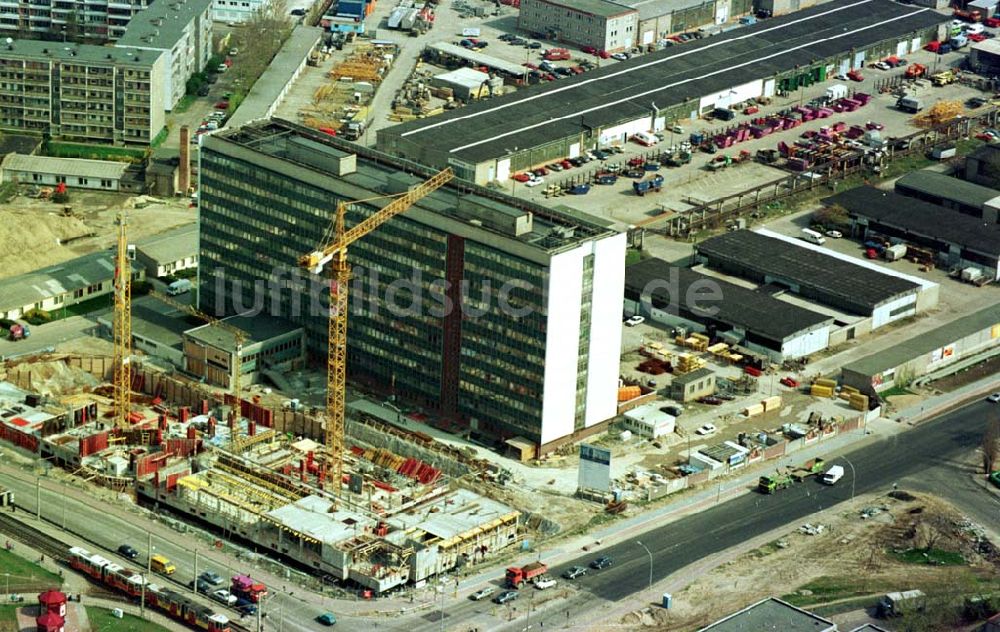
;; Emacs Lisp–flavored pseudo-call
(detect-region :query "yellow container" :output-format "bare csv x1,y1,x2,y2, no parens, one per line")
814,378,837,389
810,385,834,398
743,403,765,417
761,395,782,411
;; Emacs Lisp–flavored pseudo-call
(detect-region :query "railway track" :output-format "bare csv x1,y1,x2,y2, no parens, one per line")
0,512,69,561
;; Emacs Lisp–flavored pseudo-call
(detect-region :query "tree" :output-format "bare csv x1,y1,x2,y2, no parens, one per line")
982,417,1000,474
812,204,850,230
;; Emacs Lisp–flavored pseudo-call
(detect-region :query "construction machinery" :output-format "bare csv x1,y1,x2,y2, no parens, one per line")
148,290,248,401
112,211,134,428
758,472,793,494
299,167,454,491
904,63,926,79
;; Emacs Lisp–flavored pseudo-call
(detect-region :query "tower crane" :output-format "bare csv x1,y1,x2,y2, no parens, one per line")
148,290,248,402
300,167,454,492
112,211,135,428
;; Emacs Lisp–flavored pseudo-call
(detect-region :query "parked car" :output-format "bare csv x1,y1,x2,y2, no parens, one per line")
470,587,496,601
590,556,613,570
211,589,238,606
987,393,1000,403
661,405,683,416
117,544,139,560
236,598,257,615
696,423,717,435
494,590,519,604
825,230,843,238
611,52,629,61
214,100,230,109
780,376,800,388
525,176,545,187
188,578,212,594
581,45,598,54
526,41,541,49
513,172,532,182
216,63,228,73
624,315,645,327
532,167,549,176
199,571,224,586
317,612,337,626
967,96,988,108
699,396,723,405
548,162,564,172
563,566,587,579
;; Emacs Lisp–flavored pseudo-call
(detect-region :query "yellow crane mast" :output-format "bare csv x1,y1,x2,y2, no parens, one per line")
300,167,454,492
112,211,134,428
148,290,248,402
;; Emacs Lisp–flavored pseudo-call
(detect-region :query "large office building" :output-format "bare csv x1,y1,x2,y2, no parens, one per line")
198,119,626,454
0,0,151,39
0,39,166,144
378,0,945,185
517,0,639,53
115,0,213,110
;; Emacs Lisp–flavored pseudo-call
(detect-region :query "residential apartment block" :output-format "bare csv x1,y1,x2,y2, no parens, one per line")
0,39,166,144
198,119,626,454
116,0,213,109
0,0,152,40
518,0,639,52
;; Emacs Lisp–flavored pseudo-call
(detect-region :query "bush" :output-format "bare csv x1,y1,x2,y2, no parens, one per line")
23,309,52,325
132,280,153,296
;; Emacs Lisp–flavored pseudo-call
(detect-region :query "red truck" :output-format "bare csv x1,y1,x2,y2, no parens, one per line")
953,8,982,22
231,574,267,603
543,48,570,61
506,562,548,588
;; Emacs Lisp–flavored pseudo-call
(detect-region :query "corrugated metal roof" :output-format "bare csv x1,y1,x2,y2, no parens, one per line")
428,42,528,76
136,224,197,266
895,170,1000,209
842,303,1000,377
2,153,128,180
529,0,636,18
0,250,116,314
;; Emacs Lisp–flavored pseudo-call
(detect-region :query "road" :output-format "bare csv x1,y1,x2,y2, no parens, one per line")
391,398,998,631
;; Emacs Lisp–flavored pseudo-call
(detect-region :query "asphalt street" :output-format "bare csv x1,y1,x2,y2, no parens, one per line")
395,398,999,632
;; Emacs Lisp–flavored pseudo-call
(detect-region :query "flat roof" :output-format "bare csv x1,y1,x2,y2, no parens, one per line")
214,119,618,257
830,186,1000,257
0,250,116,313
626,0,708,20
673,367,714,385
624,402,674,425
972,38,1000,56
116,0,212,50
0,134,41,157
382,0,944,165
699,597,837,632
402,488,516,541
695,229,920,314
2,153,129,180
625,259,833,341
428,42,530,76
842,303,1000,377
227,25,323,128
433,67,492,90
136,224,198,265
266,495,376,545
184,313,301,350
895,170,1000,209
529,0,636,18
0,39,160,67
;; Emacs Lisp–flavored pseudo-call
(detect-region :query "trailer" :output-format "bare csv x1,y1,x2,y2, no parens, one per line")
758,472,793,494
633,174,664,196
790,457,825,481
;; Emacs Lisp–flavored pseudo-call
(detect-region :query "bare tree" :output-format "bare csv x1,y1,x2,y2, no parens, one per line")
982,418,1000,474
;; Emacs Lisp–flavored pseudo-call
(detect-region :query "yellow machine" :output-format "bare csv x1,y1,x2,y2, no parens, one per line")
300,167,454,491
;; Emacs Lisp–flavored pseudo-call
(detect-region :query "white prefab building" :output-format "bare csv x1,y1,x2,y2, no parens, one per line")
0,154,129,191
622,403,676,439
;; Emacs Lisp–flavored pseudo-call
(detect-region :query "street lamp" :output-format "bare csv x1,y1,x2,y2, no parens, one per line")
636,540,653,591
841,456,857,502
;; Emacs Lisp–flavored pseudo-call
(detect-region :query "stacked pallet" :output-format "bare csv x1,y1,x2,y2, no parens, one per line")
674,353,705,375
810,377,837,398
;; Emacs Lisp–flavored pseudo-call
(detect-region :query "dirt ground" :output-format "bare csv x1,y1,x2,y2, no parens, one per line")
0,190,194,279
932,355,1000,393
621,492,1000,631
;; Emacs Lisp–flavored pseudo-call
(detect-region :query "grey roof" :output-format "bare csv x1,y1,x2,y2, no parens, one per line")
184,313,301,350
673,367,713,385
842,303,1000,377
625,260,833,342
428,42,528,76
217,119,618,255
829,186,1000,257
699,597,836,632
116,0,212,50
0,39,160,67
695,230,919,314
2,153,129,180
0,250,116,312
227,25,323,128
527,0,636,18
895,170,1000,209
0,135,41,158
625,0,705,21
381,0,944,165
136,224,198,265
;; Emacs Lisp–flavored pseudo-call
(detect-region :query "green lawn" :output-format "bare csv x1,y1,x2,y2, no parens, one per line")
891,547,966,566
45,142,146,162
171,94,197,113
880,385,915,399
87,607,176,632
0,548,62,592
0,604,18,632
781,575,890,607
57,294,113,319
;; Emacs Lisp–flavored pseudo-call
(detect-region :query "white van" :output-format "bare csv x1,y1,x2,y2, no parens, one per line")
632,131,658,147
822,465,845,485
166,279,192,296
800,228,826,245
966,23,985,35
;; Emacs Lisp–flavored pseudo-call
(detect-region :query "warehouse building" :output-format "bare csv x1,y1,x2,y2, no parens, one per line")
0,40,166,145
754,0,821,17
841,304,1000,395
1,154,131,191
378,0,945,185
517,0,639,52
894,171,1000,223
115,0,214,110
198,119,626,454
0,251,145,321
699,597,836,632
830,186,1000,281
624,259,834,360
627,0,753,46
694,230,937,340
970,38,1000,74
135,225,199,278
